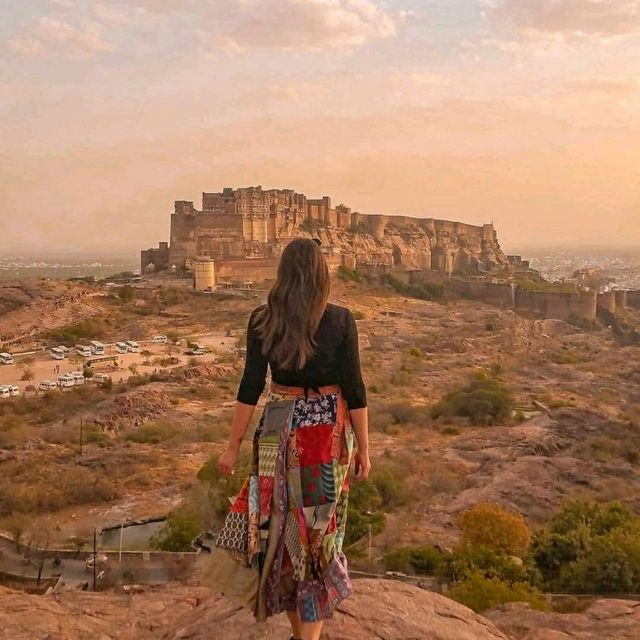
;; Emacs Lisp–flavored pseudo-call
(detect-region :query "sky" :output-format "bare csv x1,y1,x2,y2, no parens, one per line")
0,0,639,255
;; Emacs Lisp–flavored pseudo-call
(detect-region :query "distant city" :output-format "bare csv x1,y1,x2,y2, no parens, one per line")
1,246,639,290
0,254,138,281
520,248,640,290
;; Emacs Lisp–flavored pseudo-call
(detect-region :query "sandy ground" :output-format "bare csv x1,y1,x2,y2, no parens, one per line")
0,331,235,393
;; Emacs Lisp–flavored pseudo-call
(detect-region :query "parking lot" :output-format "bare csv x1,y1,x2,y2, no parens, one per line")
0,332,237,396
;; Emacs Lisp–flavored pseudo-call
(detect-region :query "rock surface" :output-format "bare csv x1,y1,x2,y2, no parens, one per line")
0,579,508,640
487,599,640,639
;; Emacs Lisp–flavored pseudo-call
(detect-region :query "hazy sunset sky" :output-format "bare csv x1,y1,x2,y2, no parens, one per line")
1,0,639,254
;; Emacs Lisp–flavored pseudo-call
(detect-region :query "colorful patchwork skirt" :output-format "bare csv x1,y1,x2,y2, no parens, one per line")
215,383,355,623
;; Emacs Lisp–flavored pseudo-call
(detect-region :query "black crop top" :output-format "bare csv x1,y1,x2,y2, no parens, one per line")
236,303,367,410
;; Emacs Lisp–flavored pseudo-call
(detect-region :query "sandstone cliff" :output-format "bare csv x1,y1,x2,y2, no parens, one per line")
308,219,507,274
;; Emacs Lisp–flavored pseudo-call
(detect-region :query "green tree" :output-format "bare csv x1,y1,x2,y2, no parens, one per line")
150,509,201,552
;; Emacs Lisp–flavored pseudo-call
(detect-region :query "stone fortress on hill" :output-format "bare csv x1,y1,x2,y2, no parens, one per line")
141,185,508,281
141,185,640,325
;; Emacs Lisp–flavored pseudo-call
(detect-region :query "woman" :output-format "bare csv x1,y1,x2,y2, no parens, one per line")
217,237,370,640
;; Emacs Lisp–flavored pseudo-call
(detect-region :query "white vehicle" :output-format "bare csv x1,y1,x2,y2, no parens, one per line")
50,346,66,360
39,380,58,391
70,371,85,385
0,353,14,365
92,372,111,385
125,341,140,353
75,344,92,357
115,342,129,354
0,386,10,399
59,346,70,356
90,341,105,355
7,385,19,397
57,374,75,388
152,335,168,344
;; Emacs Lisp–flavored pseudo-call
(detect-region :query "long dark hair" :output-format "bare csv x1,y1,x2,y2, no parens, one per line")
254,238,330,370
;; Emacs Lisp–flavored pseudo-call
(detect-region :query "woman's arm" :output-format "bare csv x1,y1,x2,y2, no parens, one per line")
218,401,256,474
340,310,370,479
350,407,371,480
219,311,268,475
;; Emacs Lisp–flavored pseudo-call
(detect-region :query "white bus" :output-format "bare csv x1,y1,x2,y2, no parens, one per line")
152,335,168,344
0,386,10,399
125,341,140,353
115,342,129,354
0,353,14,365
90,341,105,355
75,344,91,357
70,371,85,385
51,346,66,360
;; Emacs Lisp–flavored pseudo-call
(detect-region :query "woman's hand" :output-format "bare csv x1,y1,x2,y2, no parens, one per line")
218,444,240,475
354,449,371,481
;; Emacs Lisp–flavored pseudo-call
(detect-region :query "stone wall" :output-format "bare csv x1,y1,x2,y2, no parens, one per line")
627,290,640,309
515,289,597,321
140,242,169,274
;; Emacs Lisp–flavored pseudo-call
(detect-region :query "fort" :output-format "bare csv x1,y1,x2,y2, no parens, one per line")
140,185,640,325
141,185,508,281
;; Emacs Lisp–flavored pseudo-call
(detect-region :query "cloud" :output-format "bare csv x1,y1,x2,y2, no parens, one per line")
5,16,113,58
488,0,640,41
191,0,400,53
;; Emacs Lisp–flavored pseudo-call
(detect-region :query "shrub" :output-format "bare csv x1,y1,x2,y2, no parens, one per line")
431,375,513,426
448,572,548,613
124,421,178,444
118,285,136,303
458,502,531,557
384,545,450,575
196,451,251,521
150,509,201,552
382,274,444,301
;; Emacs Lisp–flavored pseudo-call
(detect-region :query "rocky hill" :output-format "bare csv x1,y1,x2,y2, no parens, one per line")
1,579,638,640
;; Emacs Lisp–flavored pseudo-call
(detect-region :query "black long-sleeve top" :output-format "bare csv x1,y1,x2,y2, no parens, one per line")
236,303,367,410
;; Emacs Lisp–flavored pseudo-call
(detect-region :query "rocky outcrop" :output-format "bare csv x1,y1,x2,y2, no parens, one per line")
0,579,508,640
3,579,640,639
488,599,640,639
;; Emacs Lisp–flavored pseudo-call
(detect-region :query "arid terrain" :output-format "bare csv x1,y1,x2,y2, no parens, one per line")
1,274,640,637
2,276,639,545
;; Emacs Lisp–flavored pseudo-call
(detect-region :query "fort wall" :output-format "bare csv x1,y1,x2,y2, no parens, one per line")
614,290,628,309
597,291,617,314
628,290,640,309
515,289,597,321
141,241,169,274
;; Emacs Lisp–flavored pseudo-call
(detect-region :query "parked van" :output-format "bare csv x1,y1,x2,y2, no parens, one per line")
51,346,65,360
152,335,168,344
115,342,129,354
0,353,14,365
39,380,58,391
57,374,75,388
125,341,140,353
0,386,10,399
92,372,111,385
75,345,91,357
7,385,19,397
90,341,105,355
70,371,85,385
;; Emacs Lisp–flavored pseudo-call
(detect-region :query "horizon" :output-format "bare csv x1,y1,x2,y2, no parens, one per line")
2,1,639,252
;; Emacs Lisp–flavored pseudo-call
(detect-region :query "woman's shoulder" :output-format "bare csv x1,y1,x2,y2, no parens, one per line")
324,303,355,324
